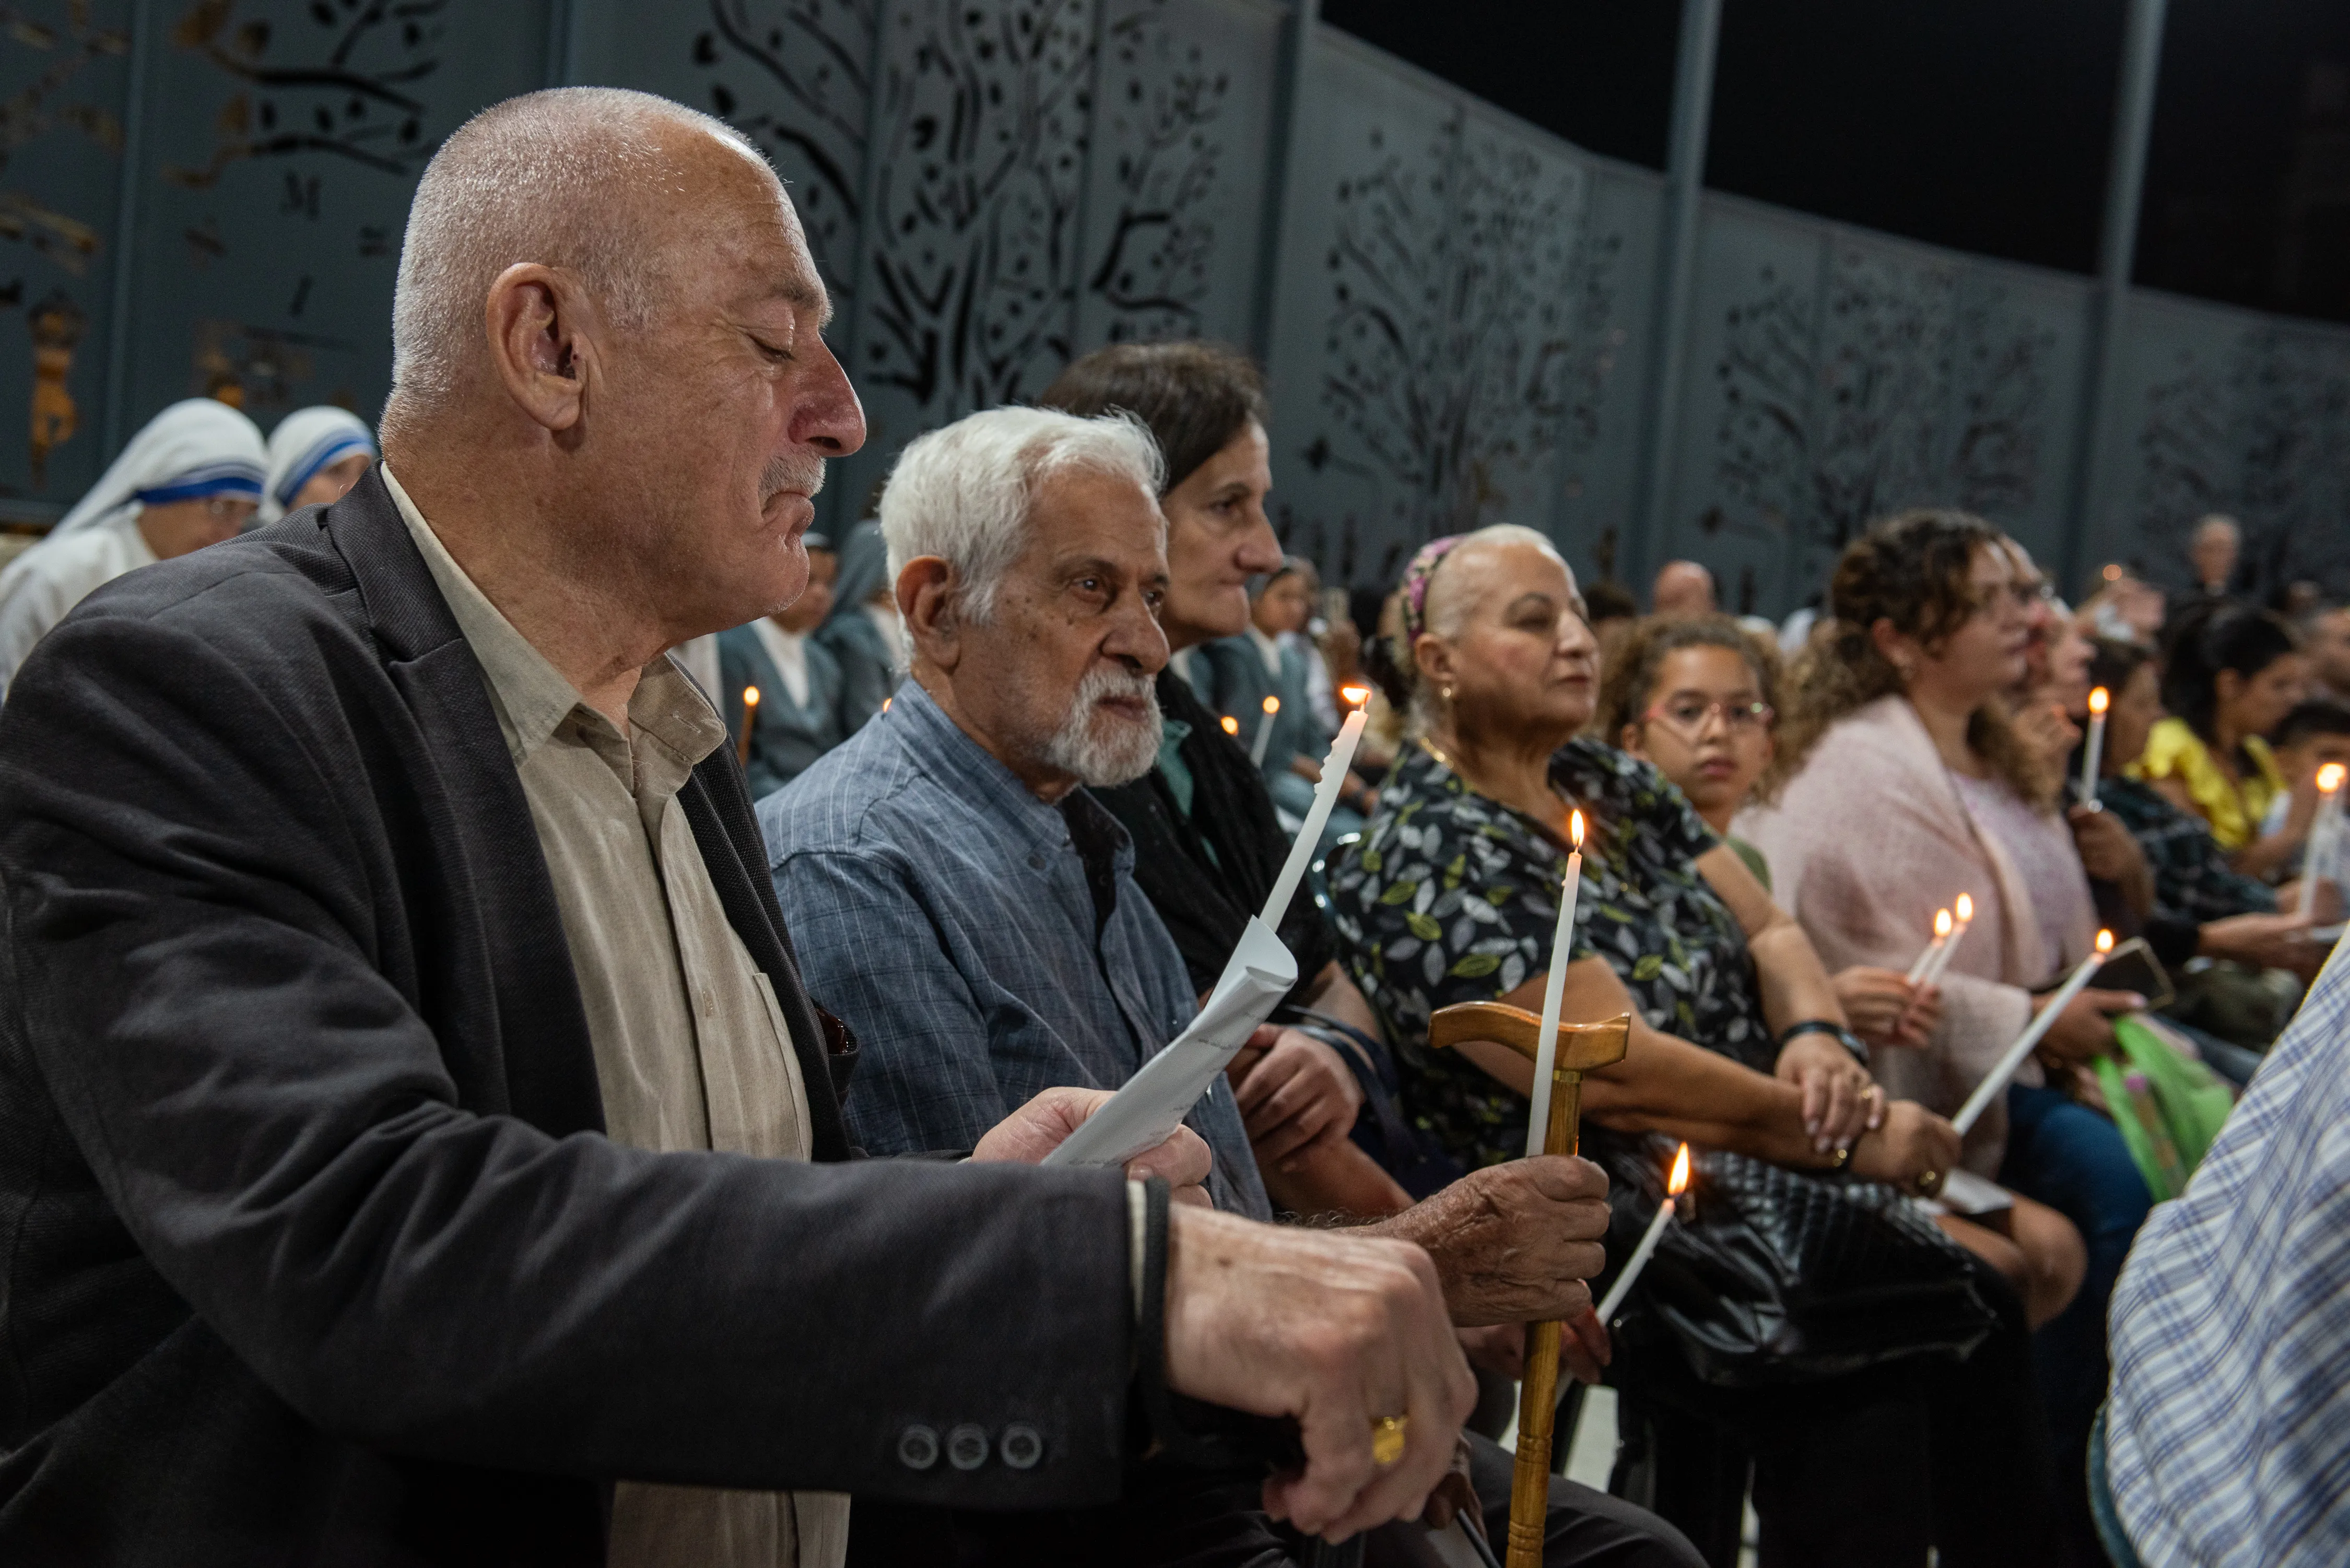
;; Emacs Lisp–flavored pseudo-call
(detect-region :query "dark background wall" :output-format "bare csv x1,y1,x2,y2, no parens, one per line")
4,0,2346,612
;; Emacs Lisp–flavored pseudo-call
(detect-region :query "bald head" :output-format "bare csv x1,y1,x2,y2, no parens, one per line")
386,87,815,430
2190,513,2240,592
374,86,864,685
1651,560,1717,618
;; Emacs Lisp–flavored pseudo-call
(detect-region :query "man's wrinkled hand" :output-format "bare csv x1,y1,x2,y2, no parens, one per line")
1165,1208,1473,1541
971,1086,1214,1206
1368,1157,1610,1326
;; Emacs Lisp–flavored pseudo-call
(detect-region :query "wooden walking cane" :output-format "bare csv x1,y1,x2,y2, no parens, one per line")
1429,1001,1631,1568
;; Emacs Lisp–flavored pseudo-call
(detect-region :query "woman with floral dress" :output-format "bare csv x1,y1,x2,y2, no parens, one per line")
1328,525,2059,1568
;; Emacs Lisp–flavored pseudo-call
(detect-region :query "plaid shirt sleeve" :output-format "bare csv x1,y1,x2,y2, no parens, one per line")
2106,932,2350,1565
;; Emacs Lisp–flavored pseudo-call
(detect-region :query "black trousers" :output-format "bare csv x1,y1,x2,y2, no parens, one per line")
1611,1260,2058,1568
848,1430,1702,1567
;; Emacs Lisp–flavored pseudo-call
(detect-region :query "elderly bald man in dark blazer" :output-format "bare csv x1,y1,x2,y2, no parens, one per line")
0,87,1472,1567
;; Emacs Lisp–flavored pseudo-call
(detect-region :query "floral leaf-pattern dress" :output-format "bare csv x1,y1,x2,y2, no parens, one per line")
1326,738,1770,1171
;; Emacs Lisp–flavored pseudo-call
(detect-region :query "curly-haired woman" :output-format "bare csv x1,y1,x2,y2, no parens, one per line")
1739,510,2148,1561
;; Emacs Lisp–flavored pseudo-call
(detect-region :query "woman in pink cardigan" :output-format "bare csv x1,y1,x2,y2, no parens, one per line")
1740,509,2148,1565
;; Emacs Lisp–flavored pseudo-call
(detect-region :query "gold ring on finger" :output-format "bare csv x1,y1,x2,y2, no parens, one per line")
1370,1413,1408,1466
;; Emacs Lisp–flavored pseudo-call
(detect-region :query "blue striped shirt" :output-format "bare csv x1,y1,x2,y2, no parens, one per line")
2107,933,2350,1564
759,680,1270,1218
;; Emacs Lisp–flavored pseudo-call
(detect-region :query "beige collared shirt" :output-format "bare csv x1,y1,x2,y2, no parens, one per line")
383,468,847,1568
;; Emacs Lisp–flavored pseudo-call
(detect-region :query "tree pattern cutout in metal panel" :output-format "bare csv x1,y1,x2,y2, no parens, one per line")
1711,242,2054,585
163,0,445,190
696,0,880,301
1306,115,1581,548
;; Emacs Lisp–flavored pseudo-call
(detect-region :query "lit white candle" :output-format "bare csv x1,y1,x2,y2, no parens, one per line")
1249,694,1280,768
1905,907,1953,985
1523,809,1588,1159
1596,1143,1691,1322
2081,686,2109,804
1920,892,1975,989
1952,929,2114,1135
1258,689,1370,925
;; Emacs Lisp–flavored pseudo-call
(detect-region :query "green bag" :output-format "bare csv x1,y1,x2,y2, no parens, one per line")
2089,1015,2237,1202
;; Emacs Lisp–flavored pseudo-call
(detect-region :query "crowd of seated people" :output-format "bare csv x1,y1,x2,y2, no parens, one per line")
15,122,2348,1564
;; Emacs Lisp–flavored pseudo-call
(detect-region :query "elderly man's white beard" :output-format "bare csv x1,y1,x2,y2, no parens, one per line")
1040,666,1162,787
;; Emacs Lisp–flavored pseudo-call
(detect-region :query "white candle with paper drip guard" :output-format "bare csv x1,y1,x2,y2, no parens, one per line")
1595,1143,1691,1323
1951,929,2114,1136
2297,762,2347,916
1905,907,1953,985
2081,686,2110,803
1256,687,1371,926
1522,809,1588,1160
1919,893,1975,990
1249,694,1280,768
1044,690,1368,1171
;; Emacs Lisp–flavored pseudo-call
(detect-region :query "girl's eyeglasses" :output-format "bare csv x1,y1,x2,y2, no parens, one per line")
1641,698,1773,737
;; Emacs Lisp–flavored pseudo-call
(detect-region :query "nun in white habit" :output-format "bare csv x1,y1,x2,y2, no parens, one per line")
259,406,378,523
0,397,267,694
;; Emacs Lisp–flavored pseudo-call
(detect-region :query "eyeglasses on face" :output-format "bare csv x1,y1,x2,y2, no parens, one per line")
1641,697,1774,736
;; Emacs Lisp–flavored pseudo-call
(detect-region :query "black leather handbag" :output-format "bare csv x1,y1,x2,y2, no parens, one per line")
1592,1131,1998,1387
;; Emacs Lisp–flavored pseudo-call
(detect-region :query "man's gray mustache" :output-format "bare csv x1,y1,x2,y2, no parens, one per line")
761,456,828,505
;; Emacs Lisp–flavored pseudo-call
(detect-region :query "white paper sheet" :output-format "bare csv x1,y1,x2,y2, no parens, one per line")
1041,915,1297,1170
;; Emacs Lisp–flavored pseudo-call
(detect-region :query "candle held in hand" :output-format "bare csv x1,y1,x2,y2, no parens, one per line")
1596,1143,1690,1323
1524,810,1588,1160
1921,893,1975,988
1952,929,2114,1135
2081,687,2109,803
1249,694,1280,768
1906,907,1953,984
2300,762,2348,914
736,686,759,766
1259,706,1368,925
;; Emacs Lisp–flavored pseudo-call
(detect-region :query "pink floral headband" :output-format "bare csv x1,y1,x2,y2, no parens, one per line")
1399,534,1465,644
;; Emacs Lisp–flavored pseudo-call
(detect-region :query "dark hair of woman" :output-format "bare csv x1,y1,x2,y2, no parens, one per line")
1593,614,1780,745
1582,578,1640,624
2086,635,2154,700
2157,600,2301,746
1035,340,1269,495
1771,507,2050,805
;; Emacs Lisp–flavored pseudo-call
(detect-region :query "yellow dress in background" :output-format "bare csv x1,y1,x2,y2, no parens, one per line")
2130,716,2285,850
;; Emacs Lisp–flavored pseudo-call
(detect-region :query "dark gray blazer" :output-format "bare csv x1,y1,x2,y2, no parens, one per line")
0,469,1134,1564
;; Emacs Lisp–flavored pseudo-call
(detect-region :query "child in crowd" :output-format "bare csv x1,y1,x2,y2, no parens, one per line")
2258,698,2350,903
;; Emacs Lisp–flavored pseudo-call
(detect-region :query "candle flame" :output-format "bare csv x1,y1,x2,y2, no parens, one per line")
2321,762,2348,793
1262,695,1280,715
1341,683,1371,708
1955,892,1974,922
2102,563,2123,582
1220,714,1240,735
742,685,760,710
1667,1143,1691,1196
2088,686,2109,716
1569,809,1585,850
1933,907,1953,938
2096,928,2115,954
881,697,892,713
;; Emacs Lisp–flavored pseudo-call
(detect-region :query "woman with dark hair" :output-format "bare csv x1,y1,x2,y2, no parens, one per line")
2079,636,2325,1046
2138,602,2309,876
1036,343,1403,1212
1742,510,2146,1561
